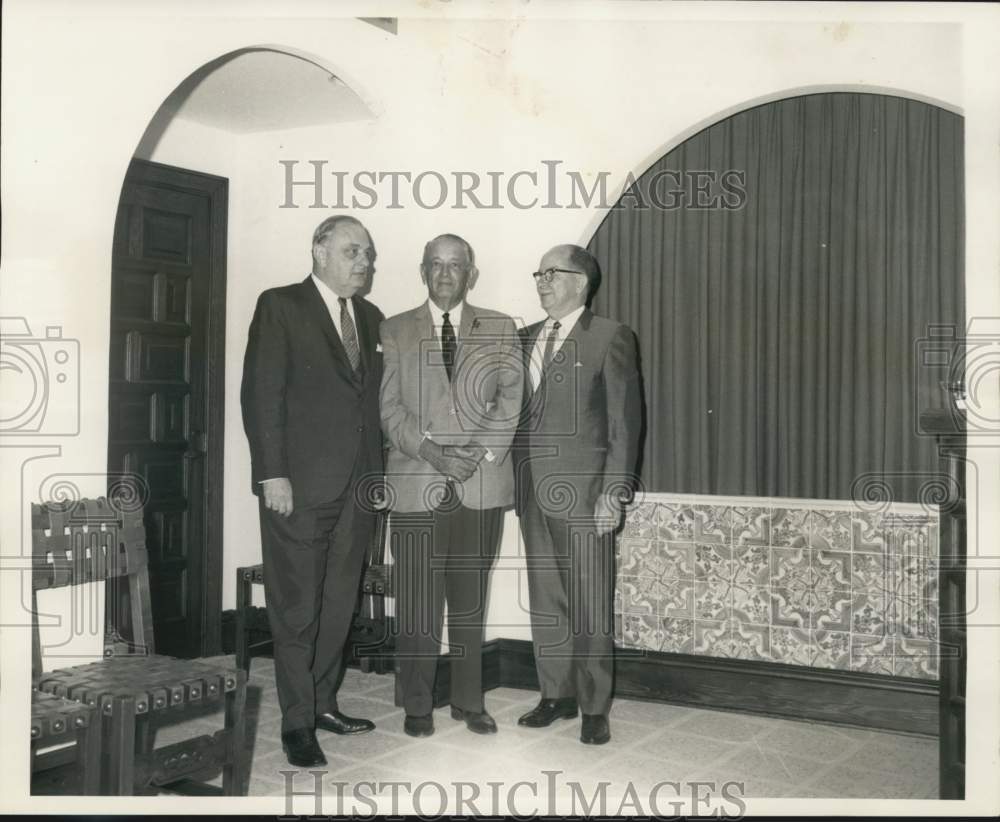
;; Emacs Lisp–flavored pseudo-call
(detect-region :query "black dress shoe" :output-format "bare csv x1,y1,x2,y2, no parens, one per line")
580,714,611,745
450,706,498,735
517,697,579,728
316,710,375,735
281,727,327,767
404,713,434,737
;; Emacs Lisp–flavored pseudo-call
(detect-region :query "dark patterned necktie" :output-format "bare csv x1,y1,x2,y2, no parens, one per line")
542,320,561,371
441,311,457,382
338,297,361,372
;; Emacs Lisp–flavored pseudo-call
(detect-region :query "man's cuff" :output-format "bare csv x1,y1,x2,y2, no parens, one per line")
259,478,287,484
483,447,497,463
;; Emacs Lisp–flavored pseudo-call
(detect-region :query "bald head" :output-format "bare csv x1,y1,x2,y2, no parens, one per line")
535,244,602,319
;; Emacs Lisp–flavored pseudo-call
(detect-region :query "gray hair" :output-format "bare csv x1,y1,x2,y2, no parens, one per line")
312,215,366,248
421,233,476,269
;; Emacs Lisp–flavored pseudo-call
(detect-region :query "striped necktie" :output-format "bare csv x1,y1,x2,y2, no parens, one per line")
542,320,561,371
338,297,361,372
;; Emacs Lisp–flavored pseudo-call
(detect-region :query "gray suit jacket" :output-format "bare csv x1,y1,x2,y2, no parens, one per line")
380,302,524,512
513,309,642,520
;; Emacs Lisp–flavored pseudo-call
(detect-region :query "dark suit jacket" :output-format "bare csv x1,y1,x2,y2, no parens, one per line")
514,309,641,520
240,276,384,509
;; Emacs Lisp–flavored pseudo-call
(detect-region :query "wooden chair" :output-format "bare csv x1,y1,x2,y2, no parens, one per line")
31,497,249,796
30,689,101,794
236,509,393,674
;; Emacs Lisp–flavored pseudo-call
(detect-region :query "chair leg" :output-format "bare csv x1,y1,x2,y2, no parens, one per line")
135,713,155,756
222,671,248,796
78,717,102,795
235,570,250,674
104,696,137,795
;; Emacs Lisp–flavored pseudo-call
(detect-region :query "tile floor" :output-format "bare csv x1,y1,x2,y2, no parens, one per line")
151,655,939,810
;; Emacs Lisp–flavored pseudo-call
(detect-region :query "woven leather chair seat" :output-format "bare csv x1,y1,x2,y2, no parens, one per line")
31,689,96,741
31,497,248,795
37,656,240,717
31,688,102,794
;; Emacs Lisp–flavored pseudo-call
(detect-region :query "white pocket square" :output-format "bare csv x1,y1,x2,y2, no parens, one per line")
575,361,584,367
376,343,383,353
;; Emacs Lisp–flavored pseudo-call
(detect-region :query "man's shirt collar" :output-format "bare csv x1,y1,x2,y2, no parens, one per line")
427,299,465,329
546,304,585,334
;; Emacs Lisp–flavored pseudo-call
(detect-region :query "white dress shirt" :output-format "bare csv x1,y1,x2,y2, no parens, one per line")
311,272,357,338
426,298,464,339
529,304,586,391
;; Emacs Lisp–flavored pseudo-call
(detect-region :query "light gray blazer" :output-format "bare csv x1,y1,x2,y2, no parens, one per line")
380,302,524,512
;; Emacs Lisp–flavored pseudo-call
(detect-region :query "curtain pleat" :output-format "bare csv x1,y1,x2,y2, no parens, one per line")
589,92,964,502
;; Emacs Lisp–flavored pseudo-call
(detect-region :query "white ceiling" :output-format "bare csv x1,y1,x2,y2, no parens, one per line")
160,49,373,134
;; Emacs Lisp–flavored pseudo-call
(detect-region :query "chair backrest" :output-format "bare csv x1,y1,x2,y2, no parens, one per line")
31,498,147,590
31,497,154,678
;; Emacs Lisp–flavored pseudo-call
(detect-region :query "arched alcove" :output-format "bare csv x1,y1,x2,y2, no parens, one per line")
134,46,376,157
586,90,964,501
597,93,965,794
107,47,376,655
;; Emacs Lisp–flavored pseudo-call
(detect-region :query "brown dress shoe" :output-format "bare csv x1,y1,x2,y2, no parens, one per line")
316,710,375,735
451,706,498,734
517,697,579,727
404,713,435,737
580,714,611,745
281,727,327,767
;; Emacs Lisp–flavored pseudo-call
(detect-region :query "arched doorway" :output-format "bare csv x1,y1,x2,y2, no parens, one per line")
107,48,375,657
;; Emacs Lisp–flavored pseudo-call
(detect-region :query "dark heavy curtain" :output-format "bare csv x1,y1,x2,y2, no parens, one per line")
589,93,964,502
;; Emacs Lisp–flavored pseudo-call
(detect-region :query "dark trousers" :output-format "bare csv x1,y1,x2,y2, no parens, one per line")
390,492,502,716
259,477,374,734
520,487,615,716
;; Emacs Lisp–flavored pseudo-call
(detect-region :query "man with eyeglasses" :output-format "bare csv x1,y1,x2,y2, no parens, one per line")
380,234,523,738
241,215,384,767
514,244,641,745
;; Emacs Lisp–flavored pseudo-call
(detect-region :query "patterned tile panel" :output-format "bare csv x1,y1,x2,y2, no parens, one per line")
810,510,853,551
732,506,771,546
732,584,770,625
616,497,940,680
655,504,697,541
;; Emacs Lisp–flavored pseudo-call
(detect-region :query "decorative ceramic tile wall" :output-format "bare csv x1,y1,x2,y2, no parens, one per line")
614,495,940,680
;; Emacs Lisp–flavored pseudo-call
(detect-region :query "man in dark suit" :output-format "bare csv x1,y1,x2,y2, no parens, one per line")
380,234,522,738
240,215,384,767
514,244,641,745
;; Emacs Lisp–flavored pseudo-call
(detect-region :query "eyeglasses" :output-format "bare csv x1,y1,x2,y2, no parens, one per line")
531,267,584,284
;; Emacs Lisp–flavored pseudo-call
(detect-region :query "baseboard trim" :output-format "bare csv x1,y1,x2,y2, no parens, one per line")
494,637,938,736
221,610,938,736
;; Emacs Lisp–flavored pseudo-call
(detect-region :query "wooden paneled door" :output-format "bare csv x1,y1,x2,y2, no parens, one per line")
108,159,228,657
